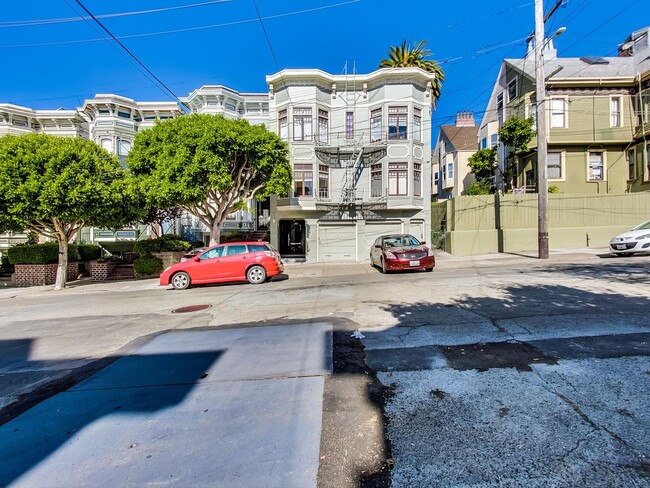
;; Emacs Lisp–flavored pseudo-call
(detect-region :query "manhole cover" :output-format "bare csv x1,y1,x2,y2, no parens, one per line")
171,304,212,314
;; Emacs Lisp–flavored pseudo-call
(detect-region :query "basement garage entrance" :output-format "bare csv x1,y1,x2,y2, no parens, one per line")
318,223,356,262
364,221,403,253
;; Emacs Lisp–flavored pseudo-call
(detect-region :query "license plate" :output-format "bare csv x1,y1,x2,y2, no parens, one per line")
409,260,420,266
616,244,626,250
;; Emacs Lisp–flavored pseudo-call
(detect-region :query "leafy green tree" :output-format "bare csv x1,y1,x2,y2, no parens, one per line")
498,116,535,190
379,39,445,106
465,180,494,195
127,114,292,245
467,148,497,181
0,134,143,289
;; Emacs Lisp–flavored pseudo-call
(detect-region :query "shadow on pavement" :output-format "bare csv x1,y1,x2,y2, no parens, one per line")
0,339,221,486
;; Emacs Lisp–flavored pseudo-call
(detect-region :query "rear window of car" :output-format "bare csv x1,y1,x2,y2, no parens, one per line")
247,244,269,253
225,245,248,256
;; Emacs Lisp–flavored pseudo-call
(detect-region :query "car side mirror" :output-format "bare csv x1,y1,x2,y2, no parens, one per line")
420,241,426,245
192,256,200,262
374,244,382,249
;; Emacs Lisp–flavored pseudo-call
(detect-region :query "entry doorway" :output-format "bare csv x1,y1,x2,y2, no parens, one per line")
256,199,270,230
279,219,306,257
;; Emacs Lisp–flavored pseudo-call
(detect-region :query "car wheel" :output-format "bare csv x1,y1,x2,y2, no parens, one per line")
171,271,191,290
380,258,388,274
247,265,267,284
370,254,375,267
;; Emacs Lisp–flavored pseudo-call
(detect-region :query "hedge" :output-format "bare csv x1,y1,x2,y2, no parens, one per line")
133,236,191,256
77,244,102,262
134,255,164,275
220,230,247,243
7,243,80,265
0,256,13,274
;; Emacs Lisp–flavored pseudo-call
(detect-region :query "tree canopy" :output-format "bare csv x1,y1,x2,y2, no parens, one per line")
127,114,292,245
0,133,143,289
498,116,535,153
379,39,445,105
467,148,497,181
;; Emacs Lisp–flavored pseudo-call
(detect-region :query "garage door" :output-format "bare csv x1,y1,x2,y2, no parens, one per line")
364,221,403,252
318,224,356,262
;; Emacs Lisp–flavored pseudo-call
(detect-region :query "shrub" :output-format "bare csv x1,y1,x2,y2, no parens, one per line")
133,236,191,256
97,255,123,263
220,230,247,243
548,185,560,193
134,255,163,276
190,240,206,248
1,256,13,274
78,244,102,262
465,180,494,195
7,243,80,264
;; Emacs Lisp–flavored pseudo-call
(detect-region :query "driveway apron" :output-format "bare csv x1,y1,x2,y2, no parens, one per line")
0,323,332,488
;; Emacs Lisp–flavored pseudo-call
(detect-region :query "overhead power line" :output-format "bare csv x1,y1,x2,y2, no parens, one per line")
66,0,188,111
0,0,232,28
0,1,361,49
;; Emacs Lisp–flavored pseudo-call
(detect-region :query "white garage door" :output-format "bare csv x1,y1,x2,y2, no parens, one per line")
365,221,403,252
318,224,356,262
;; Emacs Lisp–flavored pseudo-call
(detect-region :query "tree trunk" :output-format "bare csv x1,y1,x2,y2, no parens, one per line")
210,220,221,246
55,238,68,290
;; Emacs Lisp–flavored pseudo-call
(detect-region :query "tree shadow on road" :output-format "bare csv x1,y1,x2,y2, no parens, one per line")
0,337,221,486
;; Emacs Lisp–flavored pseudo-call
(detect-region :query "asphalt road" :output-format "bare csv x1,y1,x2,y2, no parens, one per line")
0,252,648,487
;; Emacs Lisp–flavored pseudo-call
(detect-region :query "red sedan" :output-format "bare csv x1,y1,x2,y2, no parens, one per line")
369,234,435,274
160,242,284,290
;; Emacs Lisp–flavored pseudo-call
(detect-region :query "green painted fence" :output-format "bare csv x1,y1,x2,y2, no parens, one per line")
433,193,650,256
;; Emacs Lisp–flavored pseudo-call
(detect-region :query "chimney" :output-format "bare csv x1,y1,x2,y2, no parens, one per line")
455,111,475,127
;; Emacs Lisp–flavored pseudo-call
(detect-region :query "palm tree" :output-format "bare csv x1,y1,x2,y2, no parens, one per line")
379,40,445,106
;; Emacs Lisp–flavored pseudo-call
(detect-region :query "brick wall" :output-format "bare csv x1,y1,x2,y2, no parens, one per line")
152,251,185,271
14,262,80,287
89,261,118,281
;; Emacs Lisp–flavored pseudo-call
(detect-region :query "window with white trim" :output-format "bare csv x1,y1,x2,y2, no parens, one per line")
318,109,328,143
413,163,422,196
345,112,354,139
551,99,566,128
588,152,604,181
371,163,383,198
293,108,312,141
490,134,498,147
388,162,408,195
293,163,313,196
610,97,622,127
388,106,408,140
278,109,288,140
508,78,518,101
318,165,329,199
413,107,422,142
547,152,562,179
447,161,454,180
370,109,382,142
496,93,504,122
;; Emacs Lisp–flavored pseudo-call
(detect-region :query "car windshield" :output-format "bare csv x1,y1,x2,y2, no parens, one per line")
382,235,420,247
632,220,650,231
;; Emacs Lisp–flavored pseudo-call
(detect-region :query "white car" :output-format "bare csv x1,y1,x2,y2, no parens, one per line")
609,220,650,256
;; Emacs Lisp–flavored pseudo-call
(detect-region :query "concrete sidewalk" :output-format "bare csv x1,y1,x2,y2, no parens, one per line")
0,323,332,487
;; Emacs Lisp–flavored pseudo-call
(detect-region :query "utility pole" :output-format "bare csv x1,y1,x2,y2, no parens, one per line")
535,0,549,259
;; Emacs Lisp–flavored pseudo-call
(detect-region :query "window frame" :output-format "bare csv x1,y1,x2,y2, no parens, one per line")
370,163,383,198
388,162,408,196
370,108,383,143
278,109,288,140
293,163,313,197
627,149,635,180
546,151,565,181
345,111,354,140
317,109,329,144
388,106,408,140
413,162,422,196
318,164,330,200
587,151,606,182
550,98,567,129
413,107,422,142
610,96,622,128
293,107,313,142
507,77,518,102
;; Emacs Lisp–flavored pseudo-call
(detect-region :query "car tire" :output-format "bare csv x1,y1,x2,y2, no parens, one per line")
247,265,267,284
171,271,191,290
380,258,389,274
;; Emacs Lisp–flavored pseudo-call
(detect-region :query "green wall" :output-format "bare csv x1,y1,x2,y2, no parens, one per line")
442,193,650,255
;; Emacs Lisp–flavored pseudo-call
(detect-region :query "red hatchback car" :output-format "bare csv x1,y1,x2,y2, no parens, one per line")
370,234,435,273
160,242,284,290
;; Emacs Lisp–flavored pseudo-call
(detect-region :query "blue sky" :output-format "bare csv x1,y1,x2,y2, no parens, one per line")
0,0,644,132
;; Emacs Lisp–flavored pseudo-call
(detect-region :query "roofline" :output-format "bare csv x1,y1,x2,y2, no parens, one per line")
266,67,438,86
